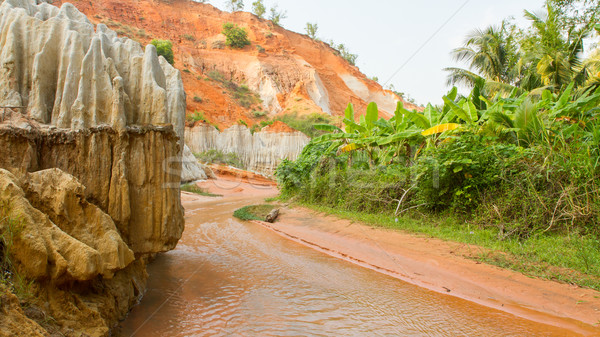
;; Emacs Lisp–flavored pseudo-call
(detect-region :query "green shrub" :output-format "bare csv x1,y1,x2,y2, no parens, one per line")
207,70,262,108
182,34,195,41
233,204,276,221
251,0,266,18
187,111,207,123
222,23,251,49
180,184,222,197
193,96,202,103
274,112,333,138
259,120,274,128
151,39,174,65
195,149,244,169
238,119,248,127
0,202,32,301
252,110,267,118
250,124,261,134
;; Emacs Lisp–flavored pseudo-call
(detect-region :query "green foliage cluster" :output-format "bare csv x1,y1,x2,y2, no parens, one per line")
276,0,600,289
225,0,244,12
187,110,207,123
252,110,267,118
445,1,600,95
207,70,262,108
273,112,333,138
259,120,274,128
233,204,276,221
151,39,174,65
180,184,222,197
222,23,251,49
327,41,357,66
182,34,195,41
195,149,245,169
277,82,600,240
0,202,32,301
268,5,287,26
305,22,318,39
251,0,266,18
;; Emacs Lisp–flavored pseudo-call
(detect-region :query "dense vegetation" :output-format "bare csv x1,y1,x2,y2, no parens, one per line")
150,39,174,65
222,23,251,49
276,0,600,288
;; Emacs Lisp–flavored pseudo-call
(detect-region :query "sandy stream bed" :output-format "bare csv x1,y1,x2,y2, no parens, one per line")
183,172,600,336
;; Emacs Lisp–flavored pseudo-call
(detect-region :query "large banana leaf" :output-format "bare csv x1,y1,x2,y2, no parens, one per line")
342,118,366,133
377,129,423,145
443,96,474,124
314,124,343,132
312,132,360,144
365,102,379,126
344,103,356,133
421,123,461,136
340,142,364,153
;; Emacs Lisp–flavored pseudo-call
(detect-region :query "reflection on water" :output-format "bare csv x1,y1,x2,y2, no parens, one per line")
116,197,574,336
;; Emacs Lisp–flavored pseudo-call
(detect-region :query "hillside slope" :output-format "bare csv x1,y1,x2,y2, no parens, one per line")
53,0,419,130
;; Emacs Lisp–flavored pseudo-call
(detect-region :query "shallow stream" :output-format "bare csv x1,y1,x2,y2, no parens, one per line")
116,196,574,336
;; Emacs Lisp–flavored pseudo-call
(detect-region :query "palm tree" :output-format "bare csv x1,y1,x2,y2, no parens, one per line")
520,4,593,92
444,22,518,88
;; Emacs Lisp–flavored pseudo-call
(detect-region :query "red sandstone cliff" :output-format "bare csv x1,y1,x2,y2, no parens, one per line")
53,0,420,130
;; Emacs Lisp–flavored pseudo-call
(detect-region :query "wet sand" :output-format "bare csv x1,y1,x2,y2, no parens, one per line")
186,174,600,335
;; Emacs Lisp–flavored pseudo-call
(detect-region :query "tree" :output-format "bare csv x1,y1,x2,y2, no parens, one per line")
269,5,287,26
520,4,593,91
336,43,358,66
305,22,318,39
548,0,600,29
251,0,266,19
226,0,244,12
222,23,251,49
151,39,174,65
444,23,518,88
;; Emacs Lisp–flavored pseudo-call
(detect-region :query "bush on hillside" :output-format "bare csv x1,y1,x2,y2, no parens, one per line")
222,23,251,49
150,39,174,65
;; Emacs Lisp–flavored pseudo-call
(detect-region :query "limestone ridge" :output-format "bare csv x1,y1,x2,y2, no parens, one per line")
186,124,310,176
0,0,185,139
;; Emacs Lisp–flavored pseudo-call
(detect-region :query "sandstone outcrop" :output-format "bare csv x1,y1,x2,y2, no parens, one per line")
0,0,185,138
0,168,134,283
0,0,186,335
0,123,184,254
185,122,310,176
181,143,208,182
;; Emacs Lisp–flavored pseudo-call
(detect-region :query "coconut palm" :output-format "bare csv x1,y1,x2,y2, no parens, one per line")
444,22,518,88
520,4,594,92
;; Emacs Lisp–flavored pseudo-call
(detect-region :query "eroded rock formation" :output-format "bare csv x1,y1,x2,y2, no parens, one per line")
181,143,208,182
0,0,185,137
0,0,186,335
50,0,422,131
185,122,310,176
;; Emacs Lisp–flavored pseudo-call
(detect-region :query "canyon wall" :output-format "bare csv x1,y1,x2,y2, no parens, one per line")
0,0,185,335
50,0,422,131
185,122,310,176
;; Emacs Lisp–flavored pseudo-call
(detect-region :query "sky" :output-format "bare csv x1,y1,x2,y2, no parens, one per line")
209,0,548,105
